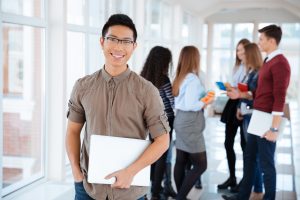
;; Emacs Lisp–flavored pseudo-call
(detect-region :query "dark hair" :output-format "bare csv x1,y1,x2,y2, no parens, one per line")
102,14,137,42
258,24,282,45
140,46,172,88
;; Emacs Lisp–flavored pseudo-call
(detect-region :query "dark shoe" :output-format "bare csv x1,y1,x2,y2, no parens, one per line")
151,193,166,200
230,179,242,193
195,178,202,189
230,185,239,193
163,184,177,198
217,177,237,189
222,194,238,200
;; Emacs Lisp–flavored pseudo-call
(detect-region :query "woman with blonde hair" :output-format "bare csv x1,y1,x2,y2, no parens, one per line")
173,46,214,200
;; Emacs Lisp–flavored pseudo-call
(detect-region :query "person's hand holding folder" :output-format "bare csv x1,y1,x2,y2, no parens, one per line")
201,91,215,104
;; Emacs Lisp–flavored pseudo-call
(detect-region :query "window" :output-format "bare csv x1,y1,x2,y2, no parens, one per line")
2,23,45,196
67,0,85,25
1,0,44,18
212,24,232,83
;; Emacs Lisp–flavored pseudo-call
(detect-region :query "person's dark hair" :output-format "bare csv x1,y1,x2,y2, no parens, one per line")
258,24,282,45
140,46,172,89
102,14,137,42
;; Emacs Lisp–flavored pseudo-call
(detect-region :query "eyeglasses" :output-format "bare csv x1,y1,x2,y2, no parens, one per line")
104,36,135,47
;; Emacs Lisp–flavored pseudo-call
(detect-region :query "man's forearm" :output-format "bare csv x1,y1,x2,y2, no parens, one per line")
126,133,169,176
65,121,84,180
271,114,282,128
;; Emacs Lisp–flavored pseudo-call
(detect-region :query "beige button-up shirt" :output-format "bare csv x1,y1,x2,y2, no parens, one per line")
67,67,170,200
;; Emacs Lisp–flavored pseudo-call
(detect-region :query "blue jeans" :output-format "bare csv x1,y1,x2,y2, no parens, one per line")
238,133,276,200
242,114,263,193
74,181,146,200
74,182,94,200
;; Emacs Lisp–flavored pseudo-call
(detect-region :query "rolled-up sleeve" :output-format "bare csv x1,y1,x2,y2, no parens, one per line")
67,80,86,123
143,85,170,138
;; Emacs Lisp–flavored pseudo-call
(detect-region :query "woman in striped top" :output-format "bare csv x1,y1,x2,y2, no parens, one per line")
141,46,175,200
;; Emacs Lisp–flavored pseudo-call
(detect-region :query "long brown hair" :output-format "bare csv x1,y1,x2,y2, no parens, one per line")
172,46,200,97
244,43,263,72
233,38,250,73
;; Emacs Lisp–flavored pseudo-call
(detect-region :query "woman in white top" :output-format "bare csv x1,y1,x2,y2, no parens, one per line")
218,38,250,191
172,46,214,200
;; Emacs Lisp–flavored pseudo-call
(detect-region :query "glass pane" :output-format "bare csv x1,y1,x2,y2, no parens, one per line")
234,23,254,45
115,0,133,16
201,50,207,73
2,24,45,192
281,23,300,51
67,0,85,25
213,24,232,48
89,0,106,28
67,31,85,101
182,13,189,41
1,0,44,18
145,0,161,38
202,24,208,48
161,3,172,40
212,50,232,86
88,34,103,74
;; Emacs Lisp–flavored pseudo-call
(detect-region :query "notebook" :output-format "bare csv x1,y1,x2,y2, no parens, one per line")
247,109,288,137
215,82,226,90
238,82,248,92
88,135,151,186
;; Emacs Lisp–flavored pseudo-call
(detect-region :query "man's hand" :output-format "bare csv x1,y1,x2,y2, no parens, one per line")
105,168,134,189
73,169,84,182
262,130,278,142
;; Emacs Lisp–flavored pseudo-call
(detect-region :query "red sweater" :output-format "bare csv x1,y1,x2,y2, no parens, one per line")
253,54,291,113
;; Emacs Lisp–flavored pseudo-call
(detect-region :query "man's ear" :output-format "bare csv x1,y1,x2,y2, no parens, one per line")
133,42,137,50
100,37,104,48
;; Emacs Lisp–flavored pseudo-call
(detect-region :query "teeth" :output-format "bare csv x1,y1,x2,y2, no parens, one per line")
111,53,124,58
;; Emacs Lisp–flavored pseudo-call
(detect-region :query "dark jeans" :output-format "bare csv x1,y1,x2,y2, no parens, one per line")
74,181,146,200
74,182,94,200
238,134,276,200
242,114,263,193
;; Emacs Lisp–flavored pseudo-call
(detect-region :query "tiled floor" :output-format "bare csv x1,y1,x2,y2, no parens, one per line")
179,102,299,200
6,103,300,200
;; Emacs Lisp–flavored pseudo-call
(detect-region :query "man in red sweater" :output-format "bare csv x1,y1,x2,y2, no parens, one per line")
223,25,291,200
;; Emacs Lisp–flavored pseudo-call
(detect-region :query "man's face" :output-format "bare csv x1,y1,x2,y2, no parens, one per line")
100,25,136,69
258,33,270,52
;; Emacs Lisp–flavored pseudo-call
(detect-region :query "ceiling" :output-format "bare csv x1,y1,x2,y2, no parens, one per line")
169,0,300,20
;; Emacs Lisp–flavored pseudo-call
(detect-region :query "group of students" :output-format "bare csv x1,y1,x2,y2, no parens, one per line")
66,13,290,200
220,25,291,200
141,45,214,200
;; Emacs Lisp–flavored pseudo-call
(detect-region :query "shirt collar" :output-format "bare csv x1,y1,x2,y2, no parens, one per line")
266,49,282,62
101,65,131,84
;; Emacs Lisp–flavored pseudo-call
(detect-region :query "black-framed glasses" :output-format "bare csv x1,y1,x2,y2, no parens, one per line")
104,36,135,47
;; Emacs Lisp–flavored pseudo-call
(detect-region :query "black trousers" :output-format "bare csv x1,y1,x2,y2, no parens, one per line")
221,99,246,178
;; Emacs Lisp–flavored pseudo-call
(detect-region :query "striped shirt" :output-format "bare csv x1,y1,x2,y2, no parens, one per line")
159,76,174,118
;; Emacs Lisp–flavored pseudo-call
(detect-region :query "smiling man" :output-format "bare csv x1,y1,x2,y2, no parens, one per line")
65,14,170,200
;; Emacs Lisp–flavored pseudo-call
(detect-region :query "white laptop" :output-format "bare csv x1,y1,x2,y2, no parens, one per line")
87,135,151,186
247,109,288,137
